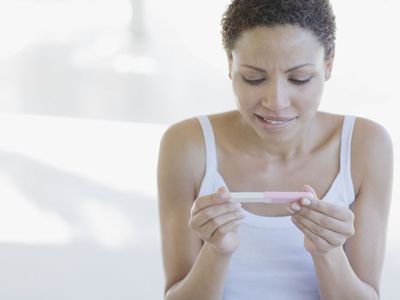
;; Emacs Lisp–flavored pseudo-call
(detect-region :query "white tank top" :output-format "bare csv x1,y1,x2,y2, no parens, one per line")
196,114,356,300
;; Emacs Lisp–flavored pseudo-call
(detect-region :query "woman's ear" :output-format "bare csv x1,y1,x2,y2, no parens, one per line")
324,48,335,80
228,59,232,80
226,51,233,80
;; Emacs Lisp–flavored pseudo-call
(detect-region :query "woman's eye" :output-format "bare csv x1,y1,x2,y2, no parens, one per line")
242,76,313,86
242,77,265,85
290,78,312,85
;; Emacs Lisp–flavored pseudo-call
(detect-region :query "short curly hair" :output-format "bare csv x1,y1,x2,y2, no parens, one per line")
221,0,336,60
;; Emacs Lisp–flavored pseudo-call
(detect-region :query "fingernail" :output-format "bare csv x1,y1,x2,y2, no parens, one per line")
301,198,311,206
291,203,301,211
221,192,231,199
286,207,295,215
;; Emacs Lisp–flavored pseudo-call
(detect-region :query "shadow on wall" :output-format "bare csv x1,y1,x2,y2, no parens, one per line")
0,150,164,300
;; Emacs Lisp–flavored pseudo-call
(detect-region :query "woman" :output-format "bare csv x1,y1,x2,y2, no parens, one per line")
157,0,393,299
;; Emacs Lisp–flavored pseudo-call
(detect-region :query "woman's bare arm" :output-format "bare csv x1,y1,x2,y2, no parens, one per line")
312,118,393,299
157,119,237,300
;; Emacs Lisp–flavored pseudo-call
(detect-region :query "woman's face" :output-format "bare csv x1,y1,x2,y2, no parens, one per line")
229,25,334,142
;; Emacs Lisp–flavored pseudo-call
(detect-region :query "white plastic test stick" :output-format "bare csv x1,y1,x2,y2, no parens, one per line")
229,192,312,204
229,192,266,203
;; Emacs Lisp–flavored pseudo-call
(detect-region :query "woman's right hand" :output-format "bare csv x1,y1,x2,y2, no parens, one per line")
188,186,246,256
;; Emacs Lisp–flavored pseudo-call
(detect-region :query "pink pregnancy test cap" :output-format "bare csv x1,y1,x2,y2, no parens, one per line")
263,191,314,203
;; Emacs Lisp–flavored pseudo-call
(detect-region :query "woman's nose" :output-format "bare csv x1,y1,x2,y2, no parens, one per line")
261,78,290,111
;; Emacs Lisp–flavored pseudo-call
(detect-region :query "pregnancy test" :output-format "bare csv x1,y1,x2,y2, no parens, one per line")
230,192,313,204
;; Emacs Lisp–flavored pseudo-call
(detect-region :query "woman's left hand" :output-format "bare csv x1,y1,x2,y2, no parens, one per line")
287,185,356,256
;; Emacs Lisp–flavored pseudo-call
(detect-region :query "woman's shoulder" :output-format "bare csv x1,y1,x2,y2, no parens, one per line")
317,112,393,196
352,116,391,142
159,116,207,187
160,110,236,151
350,115,393,195
162,111,235,139
162,116,202,144
351,115,393,166
318,111,391,141
319,111,389,134
160,116,206,163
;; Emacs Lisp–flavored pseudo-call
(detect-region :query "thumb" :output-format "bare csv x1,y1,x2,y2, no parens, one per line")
302,184,318,200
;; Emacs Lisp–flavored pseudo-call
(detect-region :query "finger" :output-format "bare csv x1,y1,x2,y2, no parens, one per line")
299,197,353,222
291,216,332,250
191,202,244,227
300,185,353,222
210,219,241,241
191,187,232,215
302,184,318,199
286,184,317,212
202,210,245,240
293,206,354,235
292,214,347,247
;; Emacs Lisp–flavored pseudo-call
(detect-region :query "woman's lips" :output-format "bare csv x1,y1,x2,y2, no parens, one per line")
255,114,298,128
256,114,297,122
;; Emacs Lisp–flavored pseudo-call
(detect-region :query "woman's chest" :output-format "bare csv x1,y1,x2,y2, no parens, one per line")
217,149,340,216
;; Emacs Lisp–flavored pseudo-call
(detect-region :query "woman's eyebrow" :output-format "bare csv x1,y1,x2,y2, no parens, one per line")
285,63,315,73
239,63,315,73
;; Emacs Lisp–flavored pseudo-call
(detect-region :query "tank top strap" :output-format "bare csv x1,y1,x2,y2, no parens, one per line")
197,116,218,174
339,115,356,200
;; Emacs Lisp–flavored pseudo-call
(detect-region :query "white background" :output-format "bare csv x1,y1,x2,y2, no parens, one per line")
0,0,399,299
